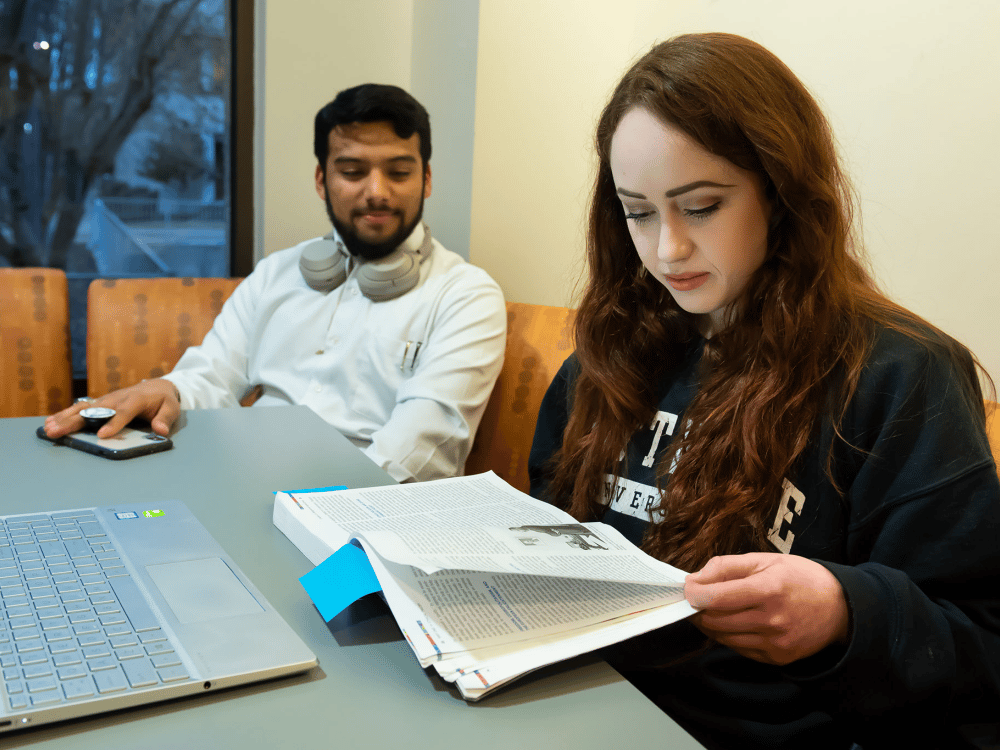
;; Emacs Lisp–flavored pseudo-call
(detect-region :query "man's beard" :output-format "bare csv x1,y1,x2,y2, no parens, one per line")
325,190,424,262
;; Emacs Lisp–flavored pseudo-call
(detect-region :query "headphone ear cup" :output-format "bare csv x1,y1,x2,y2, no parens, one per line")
357,250,420,301
299,238,348,292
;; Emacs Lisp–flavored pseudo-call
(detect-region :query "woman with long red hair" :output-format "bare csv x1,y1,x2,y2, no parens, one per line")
529,32,1000,749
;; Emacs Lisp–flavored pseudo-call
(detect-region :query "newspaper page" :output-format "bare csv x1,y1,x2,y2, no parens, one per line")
273,472,580,566
351,519,688,584
447,602,698,700
361,540,694,699
365,550,685,660
273,471,696,700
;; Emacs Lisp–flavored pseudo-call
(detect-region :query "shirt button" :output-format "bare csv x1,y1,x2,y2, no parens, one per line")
314,384,322,393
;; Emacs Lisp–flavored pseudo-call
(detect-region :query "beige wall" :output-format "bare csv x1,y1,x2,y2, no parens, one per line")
470,1,650,306
261,0,414,257
262,0,1000,379
470,0,1000,379
260,0,478,260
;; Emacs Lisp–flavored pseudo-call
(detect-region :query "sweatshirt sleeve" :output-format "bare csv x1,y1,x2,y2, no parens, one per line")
788,331,1000,745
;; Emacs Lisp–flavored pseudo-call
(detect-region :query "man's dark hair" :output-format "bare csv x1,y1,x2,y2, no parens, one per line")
314,84,431,167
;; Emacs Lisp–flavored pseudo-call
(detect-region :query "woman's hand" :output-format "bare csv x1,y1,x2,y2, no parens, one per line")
684,553,850,666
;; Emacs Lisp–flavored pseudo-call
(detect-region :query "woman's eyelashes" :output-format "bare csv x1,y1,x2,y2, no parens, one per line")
624,209,654,225
683,201,721,220
623,200,722,226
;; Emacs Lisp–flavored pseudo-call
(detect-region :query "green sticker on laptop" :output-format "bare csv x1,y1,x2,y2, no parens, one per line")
143,509,166,518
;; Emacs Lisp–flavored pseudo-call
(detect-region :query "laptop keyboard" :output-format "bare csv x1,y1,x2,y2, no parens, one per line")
0,510,191,711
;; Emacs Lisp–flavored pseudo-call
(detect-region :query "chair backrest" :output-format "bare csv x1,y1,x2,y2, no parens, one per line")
465,301,575,493
87,277,242,398
0,268,73,417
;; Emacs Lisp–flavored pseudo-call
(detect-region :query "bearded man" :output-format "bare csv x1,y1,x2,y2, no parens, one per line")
46,84,506,483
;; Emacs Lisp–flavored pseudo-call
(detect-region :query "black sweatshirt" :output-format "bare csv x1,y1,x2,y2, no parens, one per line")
528,324,1000,749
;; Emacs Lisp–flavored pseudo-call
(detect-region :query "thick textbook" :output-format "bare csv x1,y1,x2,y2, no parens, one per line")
273,471,695,700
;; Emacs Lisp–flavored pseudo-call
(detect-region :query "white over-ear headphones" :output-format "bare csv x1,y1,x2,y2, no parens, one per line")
298,224,433,301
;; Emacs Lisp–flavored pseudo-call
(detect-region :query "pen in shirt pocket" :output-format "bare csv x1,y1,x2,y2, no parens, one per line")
401,340,423,371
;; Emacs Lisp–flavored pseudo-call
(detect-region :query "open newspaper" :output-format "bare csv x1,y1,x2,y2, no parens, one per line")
273,471,696,700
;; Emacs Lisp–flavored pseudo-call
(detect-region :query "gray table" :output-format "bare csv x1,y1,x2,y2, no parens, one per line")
1,406,703,749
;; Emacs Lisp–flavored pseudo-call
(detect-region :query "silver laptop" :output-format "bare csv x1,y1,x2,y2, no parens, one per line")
0,500,317,733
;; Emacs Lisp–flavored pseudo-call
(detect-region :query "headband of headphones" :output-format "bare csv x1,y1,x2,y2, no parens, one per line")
298,224,433,301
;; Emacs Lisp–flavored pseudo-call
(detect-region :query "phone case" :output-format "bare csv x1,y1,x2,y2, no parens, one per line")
36,425,173,460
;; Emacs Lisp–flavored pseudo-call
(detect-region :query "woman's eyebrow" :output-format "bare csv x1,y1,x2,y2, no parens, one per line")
616,187,647,199
616,180,735,200
665,180,734,198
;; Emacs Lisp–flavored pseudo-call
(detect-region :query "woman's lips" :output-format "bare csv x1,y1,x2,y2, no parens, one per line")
664,272,709,292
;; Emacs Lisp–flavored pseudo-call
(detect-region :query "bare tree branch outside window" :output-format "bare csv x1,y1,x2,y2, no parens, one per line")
0,0,227,270
1,0,231,379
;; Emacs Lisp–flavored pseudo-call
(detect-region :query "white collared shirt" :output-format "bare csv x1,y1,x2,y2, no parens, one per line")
164,225,506,482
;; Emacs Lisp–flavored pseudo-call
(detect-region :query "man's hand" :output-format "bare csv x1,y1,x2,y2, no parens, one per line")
684,553,850,666
44,379,181,440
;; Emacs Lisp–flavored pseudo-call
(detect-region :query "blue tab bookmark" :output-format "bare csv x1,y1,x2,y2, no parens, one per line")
282,484,348,494
299,543,382,622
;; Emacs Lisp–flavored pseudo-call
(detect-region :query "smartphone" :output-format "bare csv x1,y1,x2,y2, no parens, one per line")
36,425,173,460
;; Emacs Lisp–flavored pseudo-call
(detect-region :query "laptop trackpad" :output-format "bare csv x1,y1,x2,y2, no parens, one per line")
146,558,264,624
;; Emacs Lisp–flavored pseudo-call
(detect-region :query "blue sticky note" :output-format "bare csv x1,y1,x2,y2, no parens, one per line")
299,543,382,622
276,485,348,495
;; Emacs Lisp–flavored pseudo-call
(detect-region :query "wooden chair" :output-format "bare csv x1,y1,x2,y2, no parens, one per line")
0,268,73,417
86,277,243,398
465,301,575,492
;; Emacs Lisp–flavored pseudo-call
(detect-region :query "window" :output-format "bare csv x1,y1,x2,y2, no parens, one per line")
0,0,248,380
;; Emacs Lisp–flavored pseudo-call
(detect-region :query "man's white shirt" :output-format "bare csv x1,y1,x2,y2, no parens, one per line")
164,224,506,482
